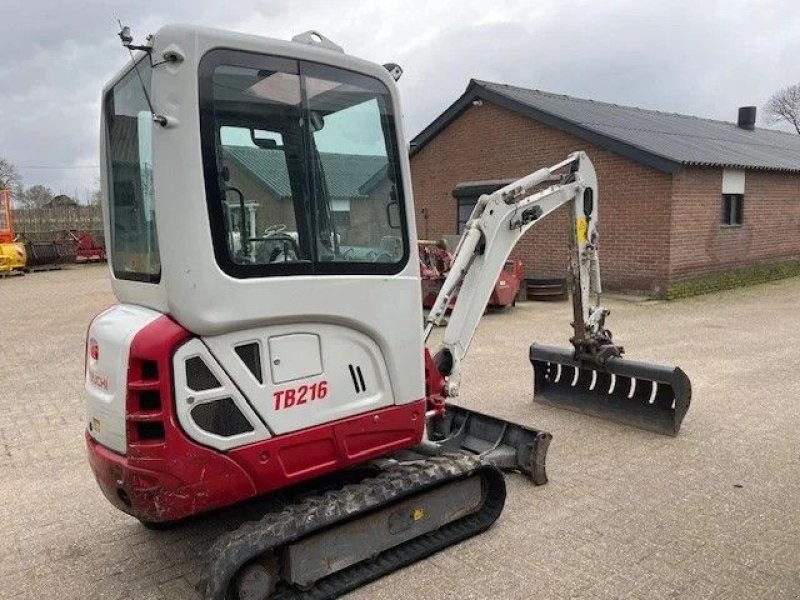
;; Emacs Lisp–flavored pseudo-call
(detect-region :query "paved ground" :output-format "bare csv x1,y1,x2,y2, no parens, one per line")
1,265,799,599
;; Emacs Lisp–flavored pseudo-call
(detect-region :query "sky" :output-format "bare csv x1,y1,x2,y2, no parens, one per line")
1,0,799,200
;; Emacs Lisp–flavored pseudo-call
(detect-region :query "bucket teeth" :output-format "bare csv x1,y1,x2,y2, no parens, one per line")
530,344,691,436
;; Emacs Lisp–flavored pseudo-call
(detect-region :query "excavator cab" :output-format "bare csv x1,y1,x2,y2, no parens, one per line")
92,25,429,487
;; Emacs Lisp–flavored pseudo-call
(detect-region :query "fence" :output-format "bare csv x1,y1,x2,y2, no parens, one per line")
11,205,105,246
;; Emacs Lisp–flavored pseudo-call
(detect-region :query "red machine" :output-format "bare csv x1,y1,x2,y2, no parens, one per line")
419,240,456,309
68,230,106,263
420,239,522,309
490,258,523,306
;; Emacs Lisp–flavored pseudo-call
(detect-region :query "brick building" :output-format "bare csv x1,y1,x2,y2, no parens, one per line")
409,80,800,296
224,146,390,248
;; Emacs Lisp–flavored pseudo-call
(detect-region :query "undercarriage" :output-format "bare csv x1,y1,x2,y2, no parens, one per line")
196,405,551,600
199,454,506,600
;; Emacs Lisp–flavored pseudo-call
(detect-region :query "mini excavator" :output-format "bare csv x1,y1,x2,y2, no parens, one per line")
85,24,691,599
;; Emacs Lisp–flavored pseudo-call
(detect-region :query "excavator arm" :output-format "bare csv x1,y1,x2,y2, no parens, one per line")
425,152,617,397
424,151,690,436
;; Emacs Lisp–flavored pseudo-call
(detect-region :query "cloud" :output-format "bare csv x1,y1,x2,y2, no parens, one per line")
1,0,799,195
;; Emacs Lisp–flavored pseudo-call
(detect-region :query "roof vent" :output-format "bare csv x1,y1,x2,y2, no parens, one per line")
737,106,756,131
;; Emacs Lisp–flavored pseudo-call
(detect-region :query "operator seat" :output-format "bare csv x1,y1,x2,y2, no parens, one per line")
255,233,301,263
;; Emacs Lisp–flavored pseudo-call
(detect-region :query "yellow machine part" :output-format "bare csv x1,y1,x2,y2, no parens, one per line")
0,242,27,273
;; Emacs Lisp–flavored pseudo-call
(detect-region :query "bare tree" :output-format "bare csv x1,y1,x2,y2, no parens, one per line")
764,83,800,133
0,158,21,190
19,184,55,209
89,177,102,206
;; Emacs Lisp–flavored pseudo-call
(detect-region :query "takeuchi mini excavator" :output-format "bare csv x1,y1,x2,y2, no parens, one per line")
85,24,692,600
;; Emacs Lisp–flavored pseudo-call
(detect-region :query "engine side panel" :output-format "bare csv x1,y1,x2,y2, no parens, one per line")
198,323,398,437
173,338,272,451
85,304,161,454
85,309,429,523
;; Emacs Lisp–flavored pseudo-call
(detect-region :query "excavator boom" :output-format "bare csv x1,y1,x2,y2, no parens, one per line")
424,152,691,435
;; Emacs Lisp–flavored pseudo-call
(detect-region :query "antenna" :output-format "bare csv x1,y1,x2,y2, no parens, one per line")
116,20,167,126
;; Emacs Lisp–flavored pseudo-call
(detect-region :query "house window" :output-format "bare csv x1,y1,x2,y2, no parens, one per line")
452,179,517,234
457,198,477,233
722,193,743,226
332,210,351,230
721,168,745,227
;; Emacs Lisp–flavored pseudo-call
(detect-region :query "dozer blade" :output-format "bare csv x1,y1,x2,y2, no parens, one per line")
429,403,552,485
530,344,691,436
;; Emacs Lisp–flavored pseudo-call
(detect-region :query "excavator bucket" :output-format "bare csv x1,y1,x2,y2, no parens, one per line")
530,344,691,436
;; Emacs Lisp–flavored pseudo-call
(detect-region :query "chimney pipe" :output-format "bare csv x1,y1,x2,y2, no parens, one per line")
737,106,756,131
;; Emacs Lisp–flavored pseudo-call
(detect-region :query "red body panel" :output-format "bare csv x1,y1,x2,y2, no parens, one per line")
423,348,446,417
489,259,523,307
85,315,426,522
228,401,425,490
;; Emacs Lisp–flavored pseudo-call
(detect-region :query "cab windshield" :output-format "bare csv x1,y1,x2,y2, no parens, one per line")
199,50,408,277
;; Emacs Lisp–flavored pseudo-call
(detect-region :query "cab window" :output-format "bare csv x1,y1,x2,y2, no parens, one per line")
104,61,160,282
199,50,408,278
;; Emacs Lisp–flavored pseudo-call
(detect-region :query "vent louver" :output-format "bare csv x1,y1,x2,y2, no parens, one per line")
185,356,221,391
235,342,263,384
191,398,254,437
348,364,367,393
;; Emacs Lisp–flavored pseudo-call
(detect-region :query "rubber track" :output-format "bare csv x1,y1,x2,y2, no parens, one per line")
198,454,506,600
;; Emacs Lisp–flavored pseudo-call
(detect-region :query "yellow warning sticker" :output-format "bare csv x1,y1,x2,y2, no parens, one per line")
577,218,588,243
412,508,425,521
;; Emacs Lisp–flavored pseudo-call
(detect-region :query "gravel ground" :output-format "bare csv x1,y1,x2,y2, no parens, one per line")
1,265,798,599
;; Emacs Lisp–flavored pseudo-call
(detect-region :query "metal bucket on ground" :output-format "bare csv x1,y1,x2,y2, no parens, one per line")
25,241,62,270
530,343,691,436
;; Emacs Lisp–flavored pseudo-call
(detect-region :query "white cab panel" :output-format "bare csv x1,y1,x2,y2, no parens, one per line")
102,25,426,414
203,323,397,436
85,304,161,453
